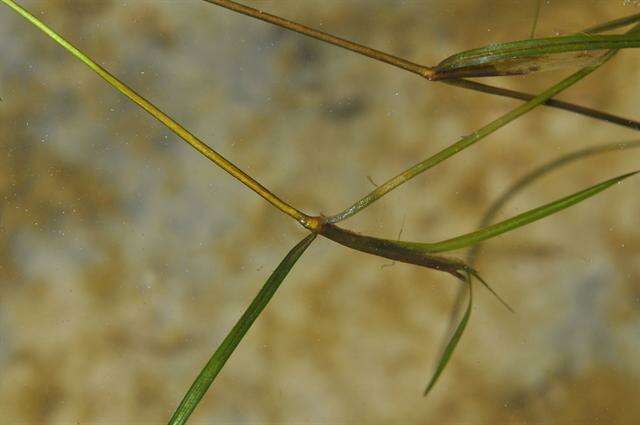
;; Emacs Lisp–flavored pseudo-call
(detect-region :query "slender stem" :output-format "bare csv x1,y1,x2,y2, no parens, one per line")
442,79,640,130
530,0,542,39
319,223,468,280
529,0,542,38
202,0,640,132
459,7,640,84
583,12,640,34
328,62,608,223
2,0,319,230
202,0,434,79
327,22,640,222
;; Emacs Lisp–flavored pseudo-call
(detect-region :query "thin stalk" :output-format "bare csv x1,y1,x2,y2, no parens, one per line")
320,170,637,262
327,63,607,223
203,0,640,131
319,223,469,280
530,0,542,39
319,220,514,312
329,22,640,223
442,79,640,130
202,0,433,79
1,0,318,230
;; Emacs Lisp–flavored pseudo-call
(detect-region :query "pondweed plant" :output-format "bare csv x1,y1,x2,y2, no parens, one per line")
2,0,639,422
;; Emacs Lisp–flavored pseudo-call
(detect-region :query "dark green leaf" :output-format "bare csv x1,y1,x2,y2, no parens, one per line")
468,140,640,263
440,140,640,399
411,170,638,253
168,233,316,425
433,33,640,79
583,12,640,34
424,272,473,396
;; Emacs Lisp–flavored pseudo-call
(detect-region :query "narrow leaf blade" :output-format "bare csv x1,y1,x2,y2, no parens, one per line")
468,140,640,263
322,171,637,276
418,170,638,253
168,233,316,425
433,33,640,79
424,273,473,396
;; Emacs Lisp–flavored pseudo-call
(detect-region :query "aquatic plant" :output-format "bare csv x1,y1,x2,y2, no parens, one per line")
2,0,638,422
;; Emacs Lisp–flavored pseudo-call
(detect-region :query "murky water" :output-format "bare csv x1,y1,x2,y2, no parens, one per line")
1,1,639,423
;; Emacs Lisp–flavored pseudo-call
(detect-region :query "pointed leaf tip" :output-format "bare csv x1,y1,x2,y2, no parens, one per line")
424,273,473,396
420,169,639,254
469,270,515,314
168,233,316,425
433,33,640,79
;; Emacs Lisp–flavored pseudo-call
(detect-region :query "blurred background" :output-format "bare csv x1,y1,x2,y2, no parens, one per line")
1,0,639,423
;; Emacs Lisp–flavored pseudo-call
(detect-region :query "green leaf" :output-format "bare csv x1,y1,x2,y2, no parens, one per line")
320,223,513,311
329,31,633,224
327,171,637,260
329,21,640,223
583,12,640,34
468,140,640,263
324,170,637,265
438,140,640,398
424,272,473,396
411,170,638,253
433,33,640,79
168,233,316,425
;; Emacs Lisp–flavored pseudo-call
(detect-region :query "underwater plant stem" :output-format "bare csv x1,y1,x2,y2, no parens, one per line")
583,12,640,34
530,0,542,38
203,0,640,132
319,223,468,280
203,0,434,79
329,22,640,223
328,63,608,223
442,79,640,130
1,0,318,230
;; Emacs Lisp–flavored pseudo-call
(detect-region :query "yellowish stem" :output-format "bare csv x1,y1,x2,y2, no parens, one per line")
1,0,318,229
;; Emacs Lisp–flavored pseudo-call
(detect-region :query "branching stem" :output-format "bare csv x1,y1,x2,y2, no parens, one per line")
204,0,640,132
202,0,435,79
328,64,607,223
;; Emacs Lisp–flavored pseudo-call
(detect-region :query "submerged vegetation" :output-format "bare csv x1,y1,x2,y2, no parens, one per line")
2,0,639,423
